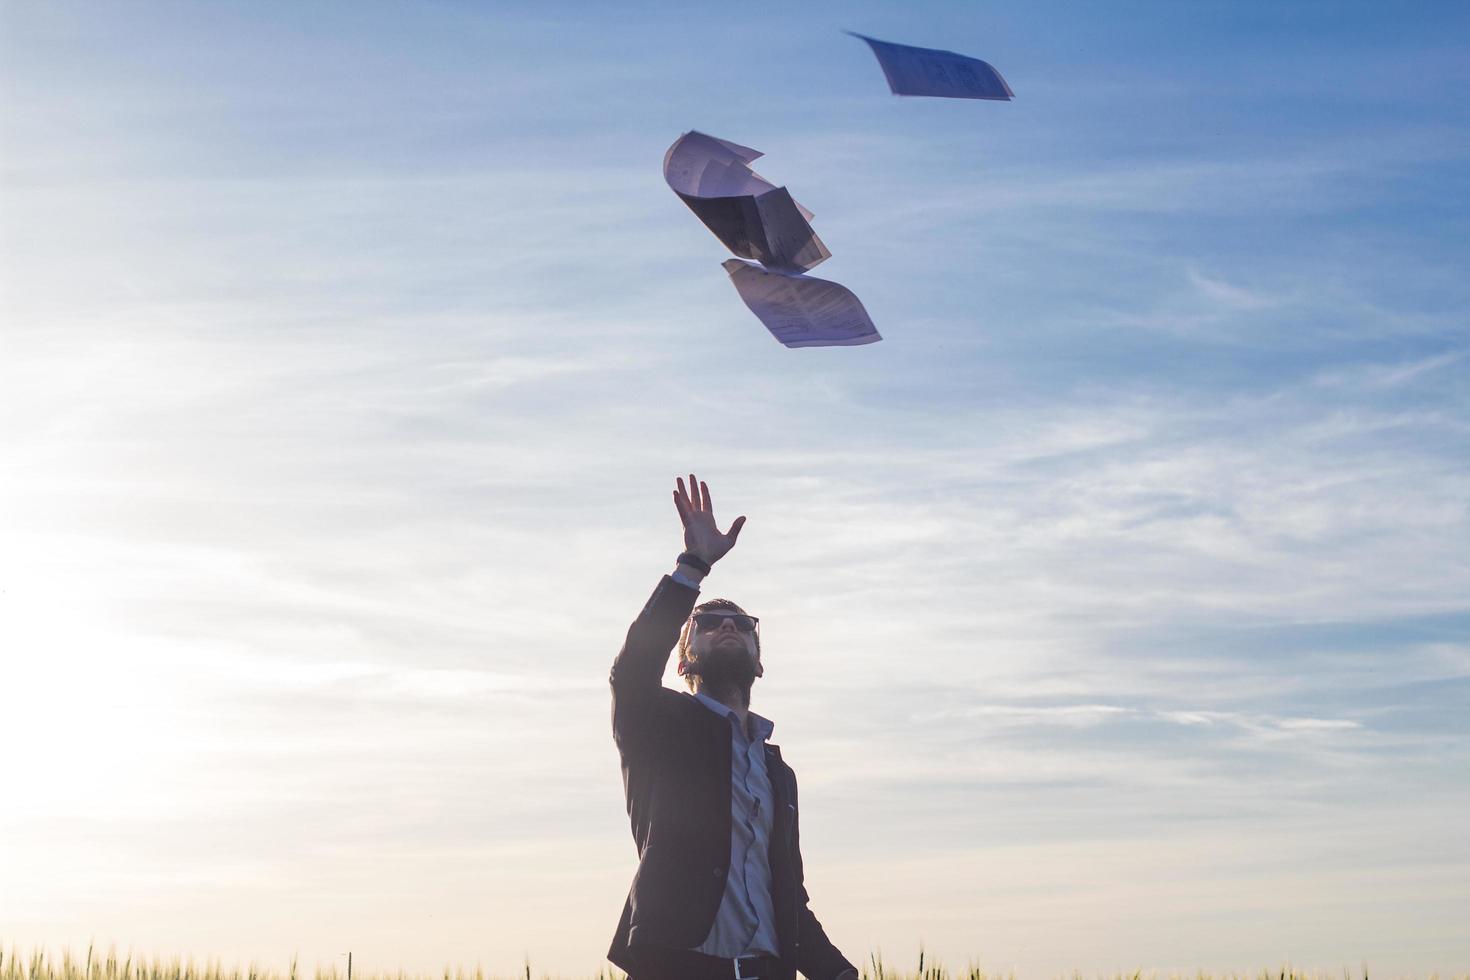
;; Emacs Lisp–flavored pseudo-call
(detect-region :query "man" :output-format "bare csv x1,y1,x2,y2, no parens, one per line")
607,474,860,980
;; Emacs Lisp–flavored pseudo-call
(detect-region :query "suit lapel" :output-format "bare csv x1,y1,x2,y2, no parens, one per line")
765,744,797,848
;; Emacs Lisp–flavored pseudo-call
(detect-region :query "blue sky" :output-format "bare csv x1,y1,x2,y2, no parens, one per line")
2,1,1468,977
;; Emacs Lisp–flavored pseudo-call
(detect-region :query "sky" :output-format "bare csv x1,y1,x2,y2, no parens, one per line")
2,1,1468,977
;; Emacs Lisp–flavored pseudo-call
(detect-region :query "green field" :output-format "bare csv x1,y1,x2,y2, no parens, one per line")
5,948,1462,980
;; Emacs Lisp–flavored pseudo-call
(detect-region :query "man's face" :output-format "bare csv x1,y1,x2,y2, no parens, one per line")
687,610,763,683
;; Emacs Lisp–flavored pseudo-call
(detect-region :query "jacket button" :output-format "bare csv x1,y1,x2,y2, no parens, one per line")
713,867,724,877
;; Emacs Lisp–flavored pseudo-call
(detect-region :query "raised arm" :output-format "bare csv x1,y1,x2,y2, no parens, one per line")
609,474,746,754
670,472,746,586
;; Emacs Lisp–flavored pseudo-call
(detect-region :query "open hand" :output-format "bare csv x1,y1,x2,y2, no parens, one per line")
673,474,746,566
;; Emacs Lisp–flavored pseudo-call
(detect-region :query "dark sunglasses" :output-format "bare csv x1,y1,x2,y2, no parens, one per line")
691,612,760,633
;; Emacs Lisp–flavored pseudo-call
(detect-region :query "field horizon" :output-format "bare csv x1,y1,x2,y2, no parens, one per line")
5,946,1464,980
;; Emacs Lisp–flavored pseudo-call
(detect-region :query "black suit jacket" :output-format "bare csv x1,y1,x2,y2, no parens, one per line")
607,576,856,980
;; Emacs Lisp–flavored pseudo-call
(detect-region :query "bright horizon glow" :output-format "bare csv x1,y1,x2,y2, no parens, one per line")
2,1,1468,977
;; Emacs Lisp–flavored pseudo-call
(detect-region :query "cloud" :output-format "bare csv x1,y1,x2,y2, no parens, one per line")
1156,709,1363,735
1311,349,1469,390
1186,267,1278,310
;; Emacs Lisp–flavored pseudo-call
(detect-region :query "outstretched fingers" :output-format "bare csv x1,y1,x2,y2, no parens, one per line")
675,477,695,521
727,514,746,543
688,473,702,510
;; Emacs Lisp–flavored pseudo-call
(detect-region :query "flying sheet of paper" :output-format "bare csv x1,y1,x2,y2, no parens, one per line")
664,131,830,273
849,32,1013,101
723,259,881,348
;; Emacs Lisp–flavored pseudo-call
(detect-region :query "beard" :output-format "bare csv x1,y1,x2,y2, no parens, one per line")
692,646,758,692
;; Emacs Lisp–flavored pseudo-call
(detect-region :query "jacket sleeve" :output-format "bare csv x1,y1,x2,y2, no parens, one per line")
609,575,700,757
790,776,858,980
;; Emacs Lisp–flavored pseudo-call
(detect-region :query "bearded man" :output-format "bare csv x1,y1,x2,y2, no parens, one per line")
606,474,860,980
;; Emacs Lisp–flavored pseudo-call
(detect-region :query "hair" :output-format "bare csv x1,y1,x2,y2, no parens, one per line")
676,597,761,693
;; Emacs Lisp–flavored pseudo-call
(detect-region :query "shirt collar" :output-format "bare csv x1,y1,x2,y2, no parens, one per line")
693,691,775,742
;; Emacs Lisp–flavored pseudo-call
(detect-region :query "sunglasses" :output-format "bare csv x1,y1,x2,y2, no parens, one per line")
691,612,760,633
